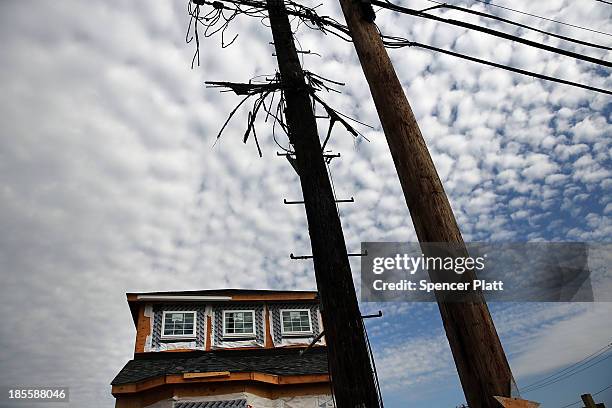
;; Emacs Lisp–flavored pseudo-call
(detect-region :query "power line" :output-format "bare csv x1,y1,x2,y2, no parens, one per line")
595,0,612,5
372,0,612,67
465,0,612,37
520,342,612,391
382,37,612,95
522,353,612,393
592,384,612,396
191,0,612,95
559,399,581,408
559,383,612,408
424,0,612,51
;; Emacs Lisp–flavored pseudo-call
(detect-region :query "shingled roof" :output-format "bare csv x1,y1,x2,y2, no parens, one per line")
112,347,328,385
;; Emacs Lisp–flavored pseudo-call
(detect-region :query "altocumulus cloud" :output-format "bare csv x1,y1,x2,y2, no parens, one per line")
0,0,610,406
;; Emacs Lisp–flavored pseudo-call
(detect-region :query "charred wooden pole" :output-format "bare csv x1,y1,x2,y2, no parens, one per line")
336,1,516,407
266,0,381,406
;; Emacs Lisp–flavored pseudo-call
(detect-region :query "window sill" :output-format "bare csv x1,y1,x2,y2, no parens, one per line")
222,335,257,340
281,332,314,338
160,337,197,341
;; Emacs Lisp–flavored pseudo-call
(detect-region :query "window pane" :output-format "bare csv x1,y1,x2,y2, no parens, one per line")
282,310,311,333
242,321,253,333
163,312,195,336
225,311,255,336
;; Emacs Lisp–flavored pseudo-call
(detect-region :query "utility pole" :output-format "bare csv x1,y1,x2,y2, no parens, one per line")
266,0,381,406
582,394,597,408
336,1,518,407
581,393,606,408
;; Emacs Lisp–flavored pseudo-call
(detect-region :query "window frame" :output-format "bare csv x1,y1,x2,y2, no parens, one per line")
222,309,257,338
160,310,197,340
280,308,313,336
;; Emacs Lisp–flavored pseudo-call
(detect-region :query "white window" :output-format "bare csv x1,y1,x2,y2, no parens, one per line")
223,310,256,338
161,311,197,339
280,309,313,335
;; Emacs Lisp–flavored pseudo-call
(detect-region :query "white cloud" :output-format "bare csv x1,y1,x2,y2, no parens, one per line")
510,303,612,379
0,0,610,406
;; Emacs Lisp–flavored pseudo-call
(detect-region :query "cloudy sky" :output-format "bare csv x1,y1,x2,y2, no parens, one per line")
0,0,610,407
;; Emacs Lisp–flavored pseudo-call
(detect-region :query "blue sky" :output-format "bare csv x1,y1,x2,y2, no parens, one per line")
0,0,610,407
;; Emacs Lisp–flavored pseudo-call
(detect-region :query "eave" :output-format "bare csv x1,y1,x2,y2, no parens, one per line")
111,372,330,396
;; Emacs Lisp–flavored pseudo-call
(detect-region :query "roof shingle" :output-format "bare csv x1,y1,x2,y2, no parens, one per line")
112,347,328,385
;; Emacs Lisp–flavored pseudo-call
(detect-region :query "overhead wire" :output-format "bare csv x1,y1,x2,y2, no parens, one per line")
423,0,612,51
381,37,612,95
372,0,612,67
188,0,612,94
465,0,612,37
559,383,612,408
520,341,612,391
522,353,612,393
519,342,612,393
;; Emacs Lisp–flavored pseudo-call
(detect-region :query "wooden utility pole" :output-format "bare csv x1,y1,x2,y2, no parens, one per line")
266,0,381,406
336,1,517,407
581,393,607,408
583,394,597,408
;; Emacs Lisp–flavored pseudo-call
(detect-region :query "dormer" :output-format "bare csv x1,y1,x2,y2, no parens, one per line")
127,289,326,353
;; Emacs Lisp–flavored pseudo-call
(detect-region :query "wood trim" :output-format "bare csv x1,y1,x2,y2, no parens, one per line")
264,305,273,348
183,371,230,379
134,305,151,354
278,375,329,385
205,315,212,351
112,372,330,395
251,372,279,383
112,376,166,394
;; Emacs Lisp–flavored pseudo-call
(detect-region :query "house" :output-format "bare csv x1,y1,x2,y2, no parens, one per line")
111,289,334,408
